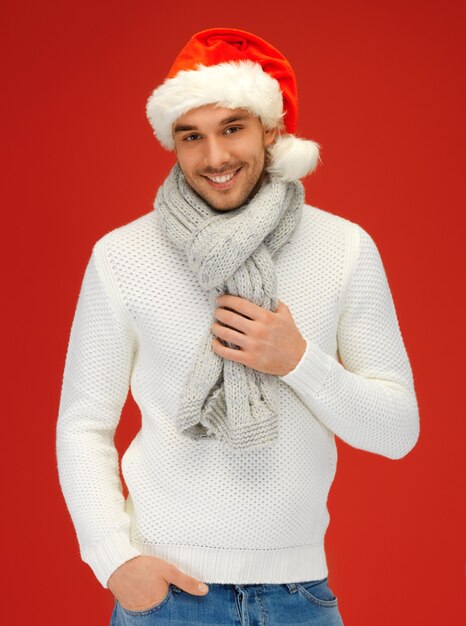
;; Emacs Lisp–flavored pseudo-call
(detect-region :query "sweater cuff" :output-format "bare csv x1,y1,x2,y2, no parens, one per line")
278,337,336,396
81,531,142,589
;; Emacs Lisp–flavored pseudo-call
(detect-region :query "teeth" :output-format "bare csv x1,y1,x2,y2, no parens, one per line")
207,170,236,183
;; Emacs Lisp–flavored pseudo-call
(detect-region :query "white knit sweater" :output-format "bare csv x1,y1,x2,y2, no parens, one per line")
56,203,420,589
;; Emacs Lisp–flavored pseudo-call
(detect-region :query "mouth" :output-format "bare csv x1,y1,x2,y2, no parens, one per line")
202,167,242,190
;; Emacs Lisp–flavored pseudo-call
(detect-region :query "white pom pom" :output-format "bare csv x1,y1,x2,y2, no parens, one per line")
266,134,321,182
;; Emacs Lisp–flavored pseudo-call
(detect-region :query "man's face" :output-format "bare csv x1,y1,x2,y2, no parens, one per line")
173,104,277,212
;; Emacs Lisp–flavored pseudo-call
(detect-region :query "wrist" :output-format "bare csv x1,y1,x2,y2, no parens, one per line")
283,337,307,376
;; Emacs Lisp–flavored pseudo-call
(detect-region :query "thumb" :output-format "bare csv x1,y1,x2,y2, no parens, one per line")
168,567,209,596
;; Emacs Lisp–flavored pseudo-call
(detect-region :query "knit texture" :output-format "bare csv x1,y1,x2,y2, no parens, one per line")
56,204,420,589
155,163,304,450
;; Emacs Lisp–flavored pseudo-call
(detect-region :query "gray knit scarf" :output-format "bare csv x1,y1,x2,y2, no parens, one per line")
154,163,305,451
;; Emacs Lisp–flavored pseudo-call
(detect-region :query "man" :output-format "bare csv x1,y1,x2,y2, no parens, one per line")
56,28,420,625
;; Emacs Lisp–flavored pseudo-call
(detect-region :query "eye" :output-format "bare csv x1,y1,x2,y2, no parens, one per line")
183,133,201,142
225,126,241,135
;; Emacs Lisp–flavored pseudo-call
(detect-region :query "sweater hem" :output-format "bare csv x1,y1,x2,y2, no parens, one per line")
130,539,329,584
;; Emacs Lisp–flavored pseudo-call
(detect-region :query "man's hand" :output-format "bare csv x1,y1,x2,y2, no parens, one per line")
211,295,307,376
107,555,209,611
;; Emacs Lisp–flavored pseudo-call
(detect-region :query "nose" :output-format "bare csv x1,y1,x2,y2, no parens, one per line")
203,136,230,171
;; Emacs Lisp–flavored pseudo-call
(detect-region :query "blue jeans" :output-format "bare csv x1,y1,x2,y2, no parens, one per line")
110,577,344,625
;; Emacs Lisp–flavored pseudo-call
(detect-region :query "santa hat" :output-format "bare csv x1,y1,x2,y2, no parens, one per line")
146,28,321,182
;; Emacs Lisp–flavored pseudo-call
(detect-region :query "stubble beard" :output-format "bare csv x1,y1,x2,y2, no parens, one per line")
186,147,271,213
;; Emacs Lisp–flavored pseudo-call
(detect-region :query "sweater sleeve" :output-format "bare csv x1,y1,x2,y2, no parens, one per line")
279,224,420,460
56,239,142,588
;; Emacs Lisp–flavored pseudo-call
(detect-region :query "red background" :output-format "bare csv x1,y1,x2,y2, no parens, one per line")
2,0,465,624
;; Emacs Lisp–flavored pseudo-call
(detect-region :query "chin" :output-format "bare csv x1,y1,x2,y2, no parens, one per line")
209,198,248,212
203,201,236,213
211,204,241,213
198,189,246,212
187,172,261,212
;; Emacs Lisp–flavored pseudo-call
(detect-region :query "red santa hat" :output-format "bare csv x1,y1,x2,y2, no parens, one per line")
146,28,321,182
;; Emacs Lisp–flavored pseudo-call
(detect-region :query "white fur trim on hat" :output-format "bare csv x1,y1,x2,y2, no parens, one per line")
146,60,284,150
266,135,322,182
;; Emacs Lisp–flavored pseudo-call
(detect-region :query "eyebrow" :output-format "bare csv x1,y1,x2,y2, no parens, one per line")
173,114,248,133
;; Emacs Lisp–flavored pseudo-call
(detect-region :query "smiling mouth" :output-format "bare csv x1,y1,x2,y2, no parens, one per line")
202,167,242,189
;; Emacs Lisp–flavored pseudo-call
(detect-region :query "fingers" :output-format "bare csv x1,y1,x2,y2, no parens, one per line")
216,294,265,321
214,307,253,336
168,566,209,596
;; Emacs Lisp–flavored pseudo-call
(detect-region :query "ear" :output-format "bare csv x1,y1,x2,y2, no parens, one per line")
264,125,277,147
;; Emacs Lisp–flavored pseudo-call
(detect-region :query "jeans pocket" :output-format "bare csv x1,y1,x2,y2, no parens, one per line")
118,584,173,616
296,577,339,608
